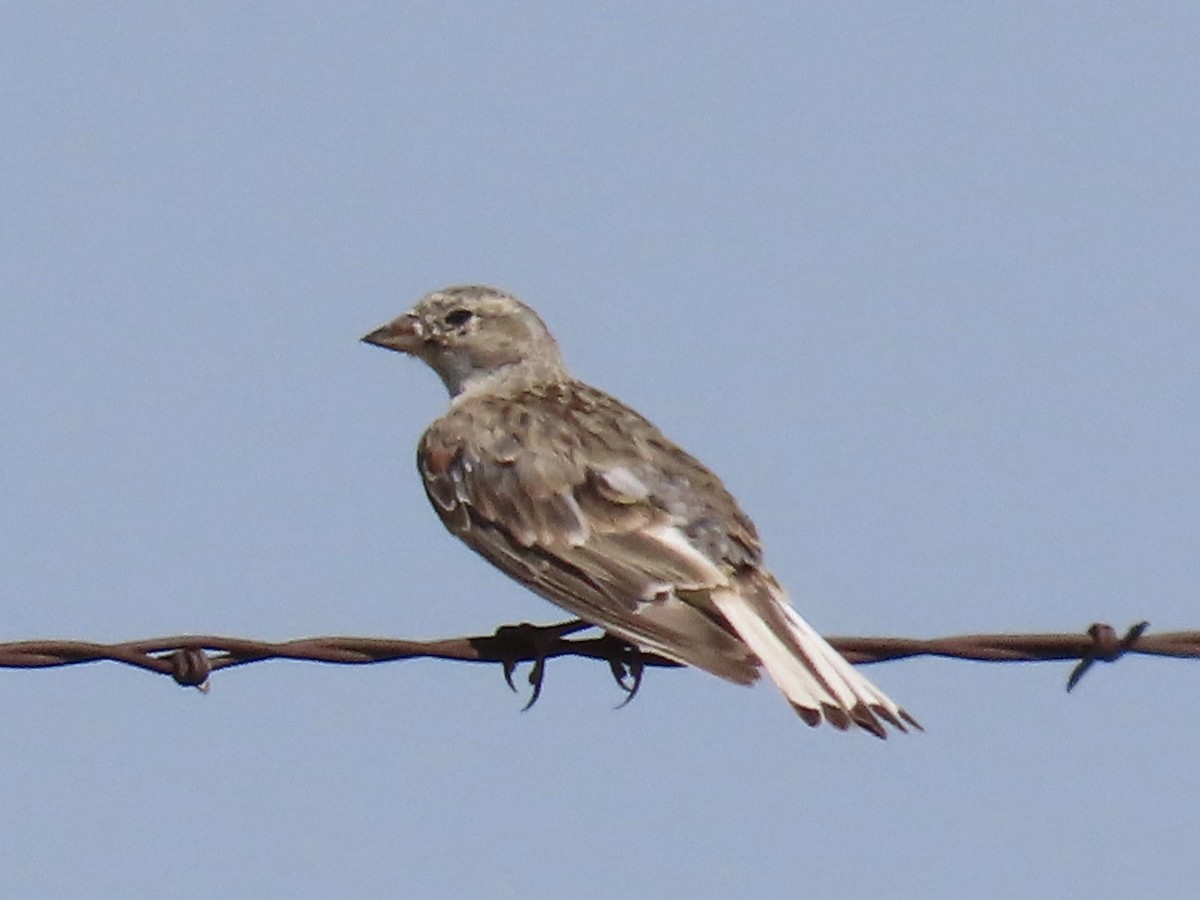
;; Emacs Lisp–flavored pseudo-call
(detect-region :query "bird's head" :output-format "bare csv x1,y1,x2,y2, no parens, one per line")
362,285,567,398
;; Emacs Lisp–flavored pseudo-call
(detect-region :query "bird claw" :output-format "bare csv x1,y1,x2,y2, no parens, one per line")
490,620,589,709
608,654,645,709
522,656,546,711
501,655,519,693
597,634,646,708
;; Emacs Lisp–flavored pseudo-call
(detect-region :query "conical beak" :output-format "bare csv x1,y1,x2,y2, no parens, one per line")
361,313,422,354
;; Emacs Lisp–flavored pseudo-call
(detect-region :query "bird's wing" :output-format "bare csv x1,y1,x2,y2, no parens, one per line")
419,382,917,735
417,386,761,685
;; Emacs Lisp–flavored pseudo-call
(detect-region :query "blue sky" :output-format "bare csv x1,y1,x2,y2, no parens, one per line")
2,4,1198,898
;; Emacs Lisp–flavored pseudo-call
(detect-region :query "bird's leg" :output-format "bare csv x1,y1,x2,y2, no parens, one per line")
490,619,592,709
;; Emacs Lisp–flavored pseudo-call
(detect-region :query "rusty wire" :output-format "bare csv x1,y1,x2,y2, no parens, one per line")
0,619,1194,701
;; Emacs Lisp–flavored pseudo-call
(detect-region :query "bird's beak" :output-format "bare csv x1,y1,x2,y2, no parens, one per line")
361,313,422,354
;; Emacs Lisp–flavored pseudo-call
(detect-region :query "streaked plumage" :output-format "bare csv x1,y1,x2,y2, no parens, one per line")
363,285,918,737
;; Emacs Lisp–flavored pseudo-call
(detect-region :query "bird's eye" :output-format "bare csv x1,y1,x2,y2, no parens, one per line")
444,308,474,328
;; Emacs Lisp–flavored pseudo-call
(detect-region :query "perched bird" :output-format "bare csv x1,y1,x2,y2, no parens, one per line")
363,285,918,737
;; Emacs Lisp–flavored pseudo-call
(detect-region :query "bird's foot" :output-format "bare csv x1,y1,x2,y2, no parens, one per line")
491,619,591,710
592,633,647,708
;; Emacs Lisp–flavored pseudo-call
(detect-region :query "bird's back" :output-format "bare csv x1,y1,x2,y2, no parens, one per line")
423,379,764,571
417,379,771,686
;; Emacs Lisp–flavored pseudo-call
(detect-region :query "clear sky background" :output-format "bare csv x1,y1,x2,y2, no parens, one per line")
2,4,1198,898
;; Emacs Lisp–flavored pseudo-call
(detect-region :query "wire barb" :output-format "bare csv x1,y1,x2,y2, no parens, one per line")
167,648,213,692
1066,620,1150,692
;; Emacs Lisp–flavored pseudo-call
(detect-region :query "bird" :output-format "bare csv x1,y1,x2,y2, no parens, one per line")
362,285,919,737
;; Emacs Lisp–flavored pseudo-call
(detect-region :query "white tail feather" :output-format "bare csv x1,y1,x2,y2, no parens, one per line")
711,584,916,736
779,604,909,718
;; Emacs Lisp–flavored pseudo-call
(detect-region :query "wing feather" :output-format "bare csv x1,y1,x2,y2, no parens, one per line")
420,410,760,684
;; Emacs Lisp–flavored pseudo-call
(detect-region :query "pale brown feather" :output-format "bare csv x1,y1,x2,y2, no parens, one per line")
419,381,761,684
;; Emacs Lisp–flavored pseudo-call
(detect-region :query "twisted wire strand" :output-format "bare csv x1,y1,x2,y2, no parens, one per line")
0,620,1186,693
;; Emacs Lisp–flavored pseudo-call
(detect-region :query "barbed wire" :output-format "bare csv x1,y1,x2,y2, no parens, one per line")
1,619,1194,703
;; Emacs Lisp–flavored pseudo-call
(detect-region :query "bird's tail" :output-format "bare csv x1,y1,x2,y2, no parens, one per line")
710,575,920,738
